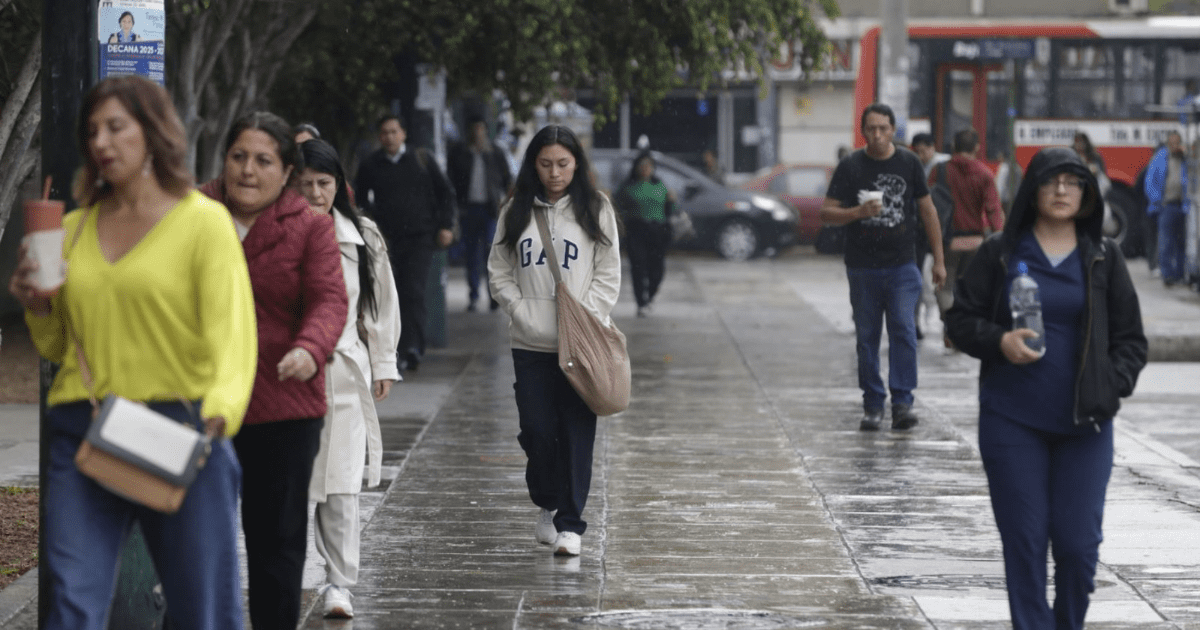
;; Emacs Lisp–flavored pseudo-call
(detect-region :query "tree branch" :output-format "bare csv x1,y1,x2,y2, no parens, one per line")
0,30,41,159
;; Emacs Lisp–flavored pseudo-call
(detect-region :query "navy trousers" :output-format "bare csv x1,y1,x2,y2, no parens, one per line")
234,416,323,630
979,413,1113,630
43,401,243,630
460,202,497,303
512,349,597,535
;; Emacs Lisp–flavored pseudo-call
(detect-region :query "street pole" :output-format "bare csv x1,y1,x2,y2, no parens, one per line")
39,0,94,624
879,0,910,142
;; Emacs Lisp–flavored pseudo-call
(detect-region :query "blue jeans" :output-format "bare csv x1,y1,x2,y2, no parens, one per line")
1157,202,1185,283
980,413,1112,630
460,203,497,302
847,262,922,411
43,401,243,630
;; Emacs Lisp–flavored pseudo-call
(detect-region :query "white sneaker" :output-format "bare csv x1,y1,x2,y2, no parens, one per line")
553,531,581,556
321,584,354,619
535,509,557,545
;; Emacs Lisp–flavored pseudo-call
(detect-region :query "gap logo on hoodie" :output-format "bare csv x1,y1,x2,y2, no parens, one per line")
520,237,580,269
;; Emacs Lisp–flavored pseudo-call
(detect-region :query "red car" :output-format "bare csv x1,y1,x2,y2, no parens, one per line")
739,164,832,244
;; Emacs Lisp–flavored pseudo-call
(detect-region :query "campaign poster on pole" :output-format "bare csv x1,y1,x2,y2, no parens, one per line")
96,0,166,85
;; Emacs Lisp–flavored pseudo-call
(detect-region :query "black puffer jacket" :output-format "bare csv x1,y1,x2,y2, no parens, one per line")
945,147,1147,428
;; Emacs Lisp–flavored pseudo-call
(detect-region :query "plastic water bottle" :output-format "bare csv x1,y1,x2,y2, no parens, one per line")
1009,261,1045,356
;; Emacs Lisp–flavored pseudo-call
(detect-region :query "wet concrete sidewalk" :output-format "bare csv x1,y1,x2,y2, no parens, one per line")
294,252,1200,629
3,250,1199,629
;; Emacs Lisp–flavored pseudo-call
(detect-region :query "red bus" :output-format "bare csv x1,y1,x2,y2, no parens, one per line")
853,18,1200,246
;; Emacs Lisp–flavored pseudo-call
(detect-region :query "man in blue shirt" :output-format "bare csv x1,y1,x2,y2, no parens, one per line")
1144,131,1190,287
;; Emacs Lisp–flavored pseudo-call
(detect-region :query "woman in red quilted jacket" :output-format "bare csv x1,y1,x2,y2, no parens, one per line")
200,111,348,630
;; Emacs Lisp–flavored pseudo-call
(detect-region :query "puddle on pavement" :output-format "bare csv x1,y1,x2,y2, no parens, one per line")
571,609,827,628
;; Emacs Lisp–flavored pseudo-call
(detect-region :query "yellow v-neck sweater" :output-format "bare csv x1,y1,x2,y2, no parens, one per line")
26,190,257,436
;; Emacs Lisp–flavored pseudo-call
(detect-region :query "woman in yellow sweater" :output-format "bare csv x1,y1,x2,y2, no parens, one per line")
8,76,256,630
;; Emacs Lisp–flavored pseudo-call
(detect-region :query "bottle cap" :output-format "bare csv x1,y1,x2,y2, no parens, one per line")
1017,261,1028,275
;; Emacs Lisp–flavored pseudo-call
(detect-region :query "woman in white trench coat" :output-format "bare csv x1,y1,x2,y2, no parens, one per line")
297,139,401,619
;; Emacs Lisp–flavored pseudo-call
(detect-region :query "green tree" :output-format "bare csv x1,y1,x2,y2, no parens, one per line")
0,0,41,243
271,0,838,168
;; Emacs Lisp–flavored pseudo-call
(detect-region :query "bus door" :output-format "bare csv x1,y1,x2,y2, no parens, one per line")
934,63,1013,164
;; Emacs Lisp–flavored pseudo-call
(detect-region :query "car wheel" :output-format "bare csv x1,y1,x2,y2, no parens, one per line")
715,218,758,261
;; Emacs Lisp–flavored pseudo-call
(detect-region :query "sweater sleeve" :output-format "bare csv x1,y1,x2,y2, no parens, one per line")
293,213,349,368
487,202,522,316
362,219,402,382
583,195,622,320
194,208,258,436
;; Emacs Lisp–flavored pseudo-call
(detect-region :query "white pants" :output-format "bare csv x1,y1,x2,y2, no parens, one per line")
314,493,360,587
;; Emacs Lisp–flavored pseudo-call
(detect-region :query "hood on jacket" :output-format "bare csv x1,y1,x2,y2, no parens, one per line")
1004,146,1104,245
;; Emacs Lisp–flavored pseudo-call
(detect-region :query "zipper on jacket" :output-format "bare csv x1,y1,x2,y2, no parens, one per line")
1073,243,1105,432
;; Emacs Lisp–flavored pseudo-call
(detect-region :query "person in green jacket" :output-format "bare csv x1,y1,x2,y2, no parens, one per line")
614,151,675,317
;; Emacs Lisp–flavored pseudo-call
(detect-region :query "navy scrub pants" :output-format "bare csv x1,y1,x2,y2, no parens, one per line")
512,348,597,535
979,412,1113,630
43,401,243,630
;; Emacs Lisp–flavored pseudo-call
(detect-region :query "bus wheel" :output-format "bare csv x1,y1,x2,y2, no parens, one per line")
1107,186,1143,258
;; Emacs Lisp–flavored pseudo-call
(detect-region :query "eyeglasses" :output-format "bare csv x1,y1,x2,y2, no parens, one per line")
1039,176,1086,192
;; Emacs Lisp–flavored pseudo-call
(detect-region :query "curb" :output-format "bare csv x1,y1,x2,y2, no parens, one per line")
1147,335,1200,362
0,567,36,626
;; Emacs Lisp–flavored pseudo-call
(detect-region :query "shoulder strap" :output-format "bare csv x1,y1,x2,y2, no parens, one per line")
532,208,564,285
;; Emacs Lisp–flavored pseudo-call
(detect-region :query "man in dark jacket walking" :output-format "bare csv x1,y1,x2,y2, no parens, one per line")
447,116,512,311
355,115,455,371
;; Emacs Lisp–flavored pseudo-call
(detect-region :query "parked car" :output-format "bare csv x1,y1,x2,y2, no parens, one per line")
739,163,832,244
590,149,798,261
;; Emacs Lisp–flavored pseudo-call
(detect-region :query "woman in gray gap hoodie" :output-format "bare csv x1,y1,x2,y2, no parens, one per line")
488,125,621,558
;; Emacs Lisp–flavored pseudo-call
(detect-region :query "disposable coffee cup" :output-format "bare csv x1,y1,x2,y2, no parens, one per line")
859,190,884,204
22,199,66,294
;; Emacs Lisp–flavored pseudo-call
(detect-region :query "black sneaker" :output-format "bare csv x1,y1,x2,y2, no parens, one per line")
860,410,883,431
891,404,919,430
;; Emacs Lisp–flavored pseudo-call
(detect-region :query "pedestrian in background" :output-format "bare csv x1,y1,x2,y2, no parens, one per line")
447,115,513,312
911,132,950,180
1144,131,1189,287
702,148,726,185
946,147,1147,630
488,124,621,557
936,129,1005,340
9,75,255,630
355,115,456,371
910,132,950,338
821,103,947,432
614,150,674,317
201,111,348,630
297,139,402,619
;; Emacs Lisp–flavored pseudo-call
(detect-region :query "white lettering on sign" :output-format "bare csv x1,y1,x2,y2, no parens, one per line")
953,41,980,60
106,44,158,55
1014,119,1183,147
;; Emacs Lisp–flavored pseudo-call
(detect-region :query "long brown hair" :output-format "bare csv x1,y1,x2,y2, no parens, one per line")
73,75,192,206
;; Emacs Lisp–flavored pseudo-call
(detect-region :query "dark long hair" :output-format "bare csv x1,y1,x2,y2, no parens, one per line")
499,125,610,252
299,139,378,318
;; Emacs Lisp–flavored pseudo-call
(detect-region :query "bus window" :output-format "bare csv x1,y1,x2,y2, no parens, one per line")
1055,43,1116,119
942,69,974,151
1121,45,1156,118
1021,58,1050,118
1161,43,1200,108
986,63,1016,162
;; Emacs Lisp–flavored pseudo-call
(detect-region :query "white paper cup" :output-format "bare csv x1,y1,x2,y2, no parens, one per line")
23,229,66,293
859,190,884,204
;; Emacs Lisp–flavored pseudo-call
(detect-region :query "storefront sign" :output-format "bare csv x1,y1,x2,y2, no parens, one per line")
97,0,165,84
